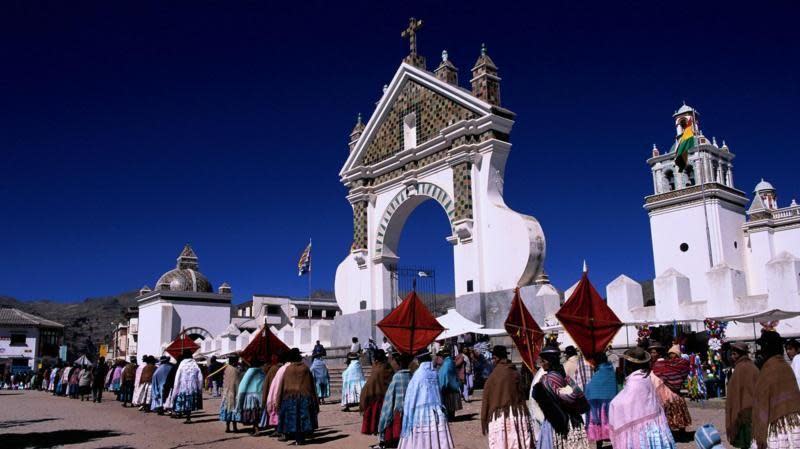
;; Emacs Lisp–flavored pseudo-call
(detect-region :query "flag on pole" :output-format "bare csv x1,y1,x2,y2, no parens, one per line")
297,240,312,276
674,117,695,172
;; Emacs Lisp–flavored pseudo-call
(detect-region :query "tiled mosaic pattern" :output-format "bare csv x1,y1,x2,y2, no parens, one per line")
352,200,368,250
361,80,477,166
453,162,474,220
375,183,455,256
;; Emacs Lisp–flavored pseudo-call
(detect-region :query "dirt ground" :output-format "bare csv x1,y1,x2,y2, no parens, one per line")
0,390,726,448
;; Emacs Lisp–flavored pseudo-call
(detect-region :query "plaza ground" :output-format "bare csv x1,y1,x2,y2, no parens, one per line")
0,390,726,448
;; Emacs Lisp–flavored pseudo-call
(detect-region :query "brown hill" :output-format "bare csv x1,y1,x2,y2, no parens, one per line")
0,292,138,360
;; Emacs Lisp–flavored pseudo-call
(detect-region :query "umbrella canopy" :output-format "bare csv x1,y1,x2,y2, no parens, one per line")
378,291,444,355
240,325,290,365
436,308,505,340
556,271,623,361
74,354,91,366
504,288,545,373
165,331,200,360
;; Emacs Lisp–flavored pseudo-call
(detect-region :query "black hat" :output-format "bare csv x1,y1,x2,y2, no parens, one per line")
159,355,170,363
492,345,508,359
622,347,651,364
647,341,665,351
564,346,577,357
540,345,561,355
730,341,749,354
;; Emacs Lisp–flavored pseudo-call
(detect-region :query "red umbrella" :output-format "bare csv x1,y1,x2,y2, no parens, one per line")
240,326,290,365
378,291,444,355
504,288,544,373
556,271,623,361
165,330,200,360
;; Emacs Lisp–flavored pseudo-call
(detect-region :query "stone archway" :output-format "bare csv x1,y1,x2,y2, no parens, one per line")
183,326,212,341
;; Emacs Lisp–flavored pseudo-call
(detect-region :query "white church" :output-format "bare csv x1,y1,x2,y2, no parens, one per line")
606,104,800,341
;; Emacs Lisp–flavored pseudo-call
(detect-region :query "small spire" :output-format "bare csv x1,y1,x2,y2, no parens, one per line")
582,260,588,273
791,199,798,207
481,43,487,56
442,49,448,62
652,144,660,157
712,136,718,147
357,112,362,126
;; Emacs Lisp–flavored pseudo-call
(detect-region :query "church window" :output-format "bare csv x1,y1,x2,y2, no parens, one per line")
403,112,417,150
680,243,689,252
466,280,474,292
359,300,367,310
734,241,738,249
664,170,675,191
266,305,281,315
10,333,26,346
685,165,696,186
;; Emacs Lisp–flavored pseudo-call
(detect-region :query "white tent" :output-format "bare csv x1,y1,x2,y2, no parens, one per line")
436,308,505,340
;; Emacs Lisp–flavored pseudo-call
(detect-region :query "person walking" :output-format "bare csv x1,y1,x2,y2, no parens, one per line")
726,341,758,448
276,348,320,445
752,330,800,448
341,352,366,412
120,356,137,407
220,354,243,433
310,354,330,404
480,345,534,449
209,356,224,397
172,349,204,423
398,352,454,449
91,358,108,403
361,350,394,436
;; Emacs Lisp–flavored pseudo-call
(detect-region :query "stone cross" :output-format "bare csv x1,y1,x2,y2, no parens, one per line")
401,17,423,56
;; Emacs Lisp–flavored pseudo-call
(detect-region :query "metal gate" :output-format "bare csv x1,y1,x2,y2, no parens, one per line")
389,266,438,314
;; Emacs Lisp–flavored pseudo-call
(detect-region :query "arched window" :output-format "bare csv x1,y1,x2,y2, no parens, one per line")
685,165,696,186
664,170,675,191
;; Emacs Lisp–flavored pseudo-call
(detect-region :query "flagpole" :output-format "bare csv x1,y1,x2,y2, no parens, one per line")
694,109,714,269
307,238,312,300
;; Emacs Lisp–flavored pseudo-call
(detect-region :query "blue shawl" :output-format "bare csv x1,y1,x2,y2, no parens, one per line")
150,362,172,408
402,361,448,437
379,369,411,434
310,358,329,383
438,356,460,393
584,362,617,401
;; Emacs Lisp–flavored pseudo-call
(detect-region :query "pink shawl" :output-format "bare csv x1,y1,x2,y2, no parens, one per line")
266,364,289,426
608,370,671,448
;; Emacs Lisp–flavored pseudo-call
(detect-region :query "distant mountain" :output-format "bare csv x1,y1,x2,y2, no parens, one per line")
0,291,139,359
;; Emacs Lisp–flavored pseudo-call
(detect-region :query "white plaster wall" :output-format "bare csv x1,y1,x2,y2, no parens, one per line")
171,302,230,339
744,229,775,295
774,227,800,256
606,275,643,323
137,302,167,360
711,205,746,271
0,327,38,369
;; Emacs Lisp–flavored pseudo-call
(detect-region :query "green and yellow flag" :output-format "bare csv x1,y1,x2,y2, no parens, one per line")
674,125,694,172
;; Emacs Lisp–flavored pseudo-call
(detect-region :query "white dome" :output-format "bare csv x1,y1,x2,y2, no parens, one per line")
754,178,775,193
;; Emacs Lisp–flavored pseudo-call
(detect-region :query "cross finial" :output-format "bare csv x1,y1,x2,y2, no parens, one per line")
442,50,448,62
481,43,487,56
357,112,362,125
401,17,423,56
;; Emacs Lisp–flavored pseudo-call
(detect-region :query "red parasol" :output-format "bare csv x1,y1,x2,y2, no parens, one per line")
165,330,200,360
504,288,545,373
378,291,444,355
240,325,290,365
556,271,623,361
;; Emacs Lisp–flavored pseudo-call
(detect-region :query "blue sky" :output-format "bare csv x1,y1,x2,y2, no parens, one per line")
1,1,798,303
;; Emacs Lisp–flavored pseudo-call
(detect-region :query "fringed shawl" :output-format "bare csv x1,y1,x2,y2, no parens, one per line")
360,361,394,411
437,357,461,393
480,360,529,434
401,361,447,438
726,357,758,443
140,364,156,384
379,369,411,434
222,364,243,407
280,362,317,400
608,370,672,448
653,358,690,394
753,355,800,448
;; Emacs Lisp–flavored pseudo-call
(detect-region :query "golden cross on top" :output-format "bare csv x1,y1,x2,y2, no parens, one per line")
401,17,423,56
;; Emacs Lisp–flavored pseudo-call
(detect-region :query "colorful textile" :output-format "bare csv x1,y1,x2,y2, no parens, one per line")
236,367,265,424
673,123,694,171
608,370,675,449
379,369,411,443
398,361,454,449
528,368,546,443
585,362,617,442
149,362,172,410
763,414,800,449
341,360,366,406
652,358,690,394
172,358,203,413
438,356,462,416
310,358,330,399
297,240,311,276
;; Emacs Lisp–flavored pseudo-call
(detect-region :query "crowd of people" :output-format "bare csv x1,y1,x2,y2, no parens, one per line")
11,328,800,449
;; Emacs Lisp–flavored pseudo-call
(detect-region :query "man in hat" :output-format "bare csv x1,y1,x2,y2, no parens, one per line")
150,355,173,414
378,351,413,449
341,352,366,412
398,351,454,449
608,347,675,448
652,344,692,435
361,349,394,436
172,349,204,423
220,354,243,433
532,345,590,449
120,356,138,407
784,338,800,390
481,345,534,449
276,347,320,445
752,330,800,448
437,348,462,420
726,341,758,448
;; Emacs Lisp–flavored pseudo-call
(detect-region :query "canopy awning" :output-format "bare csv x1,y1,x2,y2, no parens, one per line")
708,309,800,323
436,308,505,340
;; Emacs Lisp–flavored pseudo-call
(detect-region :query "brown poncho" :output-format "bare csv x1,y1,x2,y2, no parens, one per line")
726,356,759,443
222,364,243,406
122,363,138,382
480,359,530,434
752,355,800,448
262,363,281,406
280,362,317,400
139,364,157,384
359,361,394,412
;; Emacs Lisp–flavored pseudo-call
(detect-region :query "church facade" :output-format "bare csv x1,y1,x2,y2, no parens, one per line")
606,104,800,339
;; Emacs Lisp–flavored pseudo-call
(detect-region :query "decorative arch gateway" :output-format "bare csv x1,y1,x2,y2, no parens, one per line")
332,30,547,346
182,326,213,340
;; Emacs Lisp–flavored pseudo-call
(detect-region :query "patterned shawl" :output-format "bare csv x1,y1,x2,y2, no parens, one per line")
360,361,394,411
752,355,800,448
378,369,411,434
652,357,689,393
726,357,759,443
173,359,203,396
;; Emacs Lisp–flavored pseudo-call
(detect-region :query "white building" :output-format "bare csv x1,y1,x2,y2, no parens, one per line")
0,307,63,373
607,104,800,340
